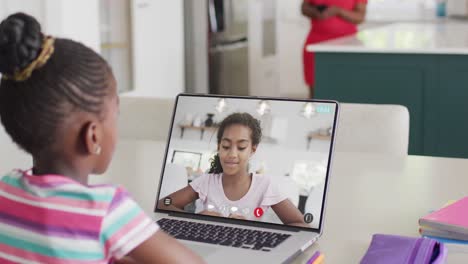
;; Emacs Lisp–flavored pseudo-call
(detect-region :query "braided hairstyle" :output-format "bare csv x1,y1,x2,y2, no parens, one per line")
208,112,262,174
0,13,113,156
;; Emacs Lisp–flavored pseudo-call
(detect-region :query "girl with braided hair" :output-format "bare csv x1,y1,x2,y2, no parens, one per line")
0,13,203,264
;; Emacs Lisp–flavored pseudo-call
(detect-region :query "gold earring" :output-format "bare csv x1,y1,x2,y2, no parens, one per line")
94,145,102,155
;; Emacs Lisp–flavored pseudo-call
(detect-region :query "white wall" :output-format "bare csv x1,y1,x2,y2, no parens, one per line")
0,0,101,52
100,0,133,93
0,0,44,21
248,0,280,97
184,0,209,94
276,0,310,98
366,0,436,21
43,0,101,52
130,0,185,98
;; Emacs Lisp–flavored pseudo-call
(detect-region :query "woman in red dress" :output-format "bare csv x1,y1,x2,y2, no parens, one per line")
302,0,367,98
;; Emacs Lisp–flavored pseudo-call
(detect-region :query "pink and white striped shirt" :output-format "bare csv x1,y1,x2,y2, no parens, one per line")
0,169,159,263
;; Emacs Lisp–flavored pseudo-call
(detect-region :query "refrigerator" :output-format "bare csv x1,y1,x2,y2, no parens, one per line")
208,0,249,96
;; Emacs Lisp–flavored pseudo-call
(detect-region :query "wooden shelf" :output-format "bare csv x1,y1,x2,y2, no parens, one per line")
178,125,279,143
307,133,331,141
179,125,218,140
101,42,129,49
179,125,217,131
307,132,331,150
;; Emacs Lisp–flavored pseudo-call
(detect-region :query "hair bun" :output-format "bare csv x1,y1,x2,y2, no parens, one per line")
0,13,43,76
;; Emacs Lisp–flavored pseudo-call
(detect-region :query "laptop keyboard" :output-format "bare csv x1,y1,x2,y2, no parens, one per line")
157,218,291,252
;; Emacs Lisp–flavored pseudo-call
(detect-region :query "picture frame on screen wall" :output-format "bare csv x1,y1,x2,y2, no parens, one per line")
171,150,203,171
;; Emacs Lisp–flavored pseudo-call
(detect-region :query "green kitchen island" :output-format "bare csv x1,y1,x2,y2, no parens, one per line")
307,22,468,158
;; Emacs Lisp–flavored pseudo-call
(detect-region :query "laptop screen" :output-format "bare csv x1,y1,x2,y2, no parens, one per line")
156,94,338,231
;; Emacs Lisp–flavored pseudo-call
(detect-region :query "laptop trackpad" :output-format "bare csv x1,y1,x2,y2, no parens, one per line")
185,243,219,258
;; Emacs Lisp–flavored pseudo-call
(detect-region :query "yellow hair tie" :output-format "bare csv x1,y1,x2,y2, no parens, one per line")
2,36,55,82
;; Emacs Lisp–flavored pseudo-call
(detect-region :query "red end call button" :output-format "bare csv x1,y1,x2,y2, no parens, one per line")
254,207,264,218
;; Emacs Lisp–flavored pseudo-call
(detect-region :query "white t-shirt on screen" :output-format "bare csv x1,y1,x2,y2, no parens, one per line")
189,173,286,221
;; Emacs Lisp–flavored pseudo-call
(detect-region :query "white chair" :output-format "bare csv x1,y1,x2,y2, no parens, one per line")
335,103,410,156
304,180,325,229
0,126,31,173
118,95,175,141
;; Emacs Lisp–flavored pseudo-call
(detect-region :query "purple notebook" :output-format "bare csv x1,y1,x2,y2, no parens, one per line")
360,234,447,264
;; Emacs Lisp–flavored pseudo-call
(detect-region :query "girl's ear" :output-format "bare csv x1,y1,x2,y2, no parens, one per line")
83,121,103,155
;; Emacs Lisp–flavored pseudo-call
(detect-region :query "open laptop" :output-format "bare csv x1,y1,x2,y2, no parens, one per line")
154,94,339,263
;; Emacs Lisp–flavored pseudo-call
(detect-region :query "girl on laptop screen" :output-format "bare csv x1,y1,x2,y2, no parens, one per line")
159,113,307,226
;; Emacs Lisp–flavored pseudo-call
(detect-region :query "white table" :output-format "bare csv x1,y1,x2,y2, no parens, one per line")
295,151,468,263
93,140,468,263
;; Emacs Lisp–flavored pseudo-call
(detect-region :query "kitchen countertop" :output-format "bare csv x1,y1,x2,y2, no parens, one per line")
306,22,468,54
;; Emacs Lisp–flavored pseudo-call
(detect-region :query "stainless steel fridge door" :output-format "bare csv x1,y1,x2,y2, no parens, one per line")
209,40,249,96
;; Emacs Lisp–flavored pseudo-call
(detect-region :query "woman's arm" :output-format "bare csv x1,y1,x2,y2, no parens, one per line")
338,2,366,24
121,231,205,264
322,3,367,24
157,185,199,212
301,1,323,20
271,199,309,227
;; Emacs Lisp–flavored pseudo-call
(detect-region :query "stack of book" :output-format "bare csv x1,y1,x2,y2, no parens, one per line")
419,197,468,244
306,251,325,264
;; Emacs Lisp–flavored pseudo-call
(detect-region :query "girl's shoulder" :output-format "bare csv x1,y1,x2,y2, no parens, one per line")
20,168,122,205
0,169,125,217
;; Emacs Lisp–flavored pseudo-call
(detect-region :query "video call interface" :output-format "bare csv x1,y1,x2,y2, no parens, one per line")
157,95,337,229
